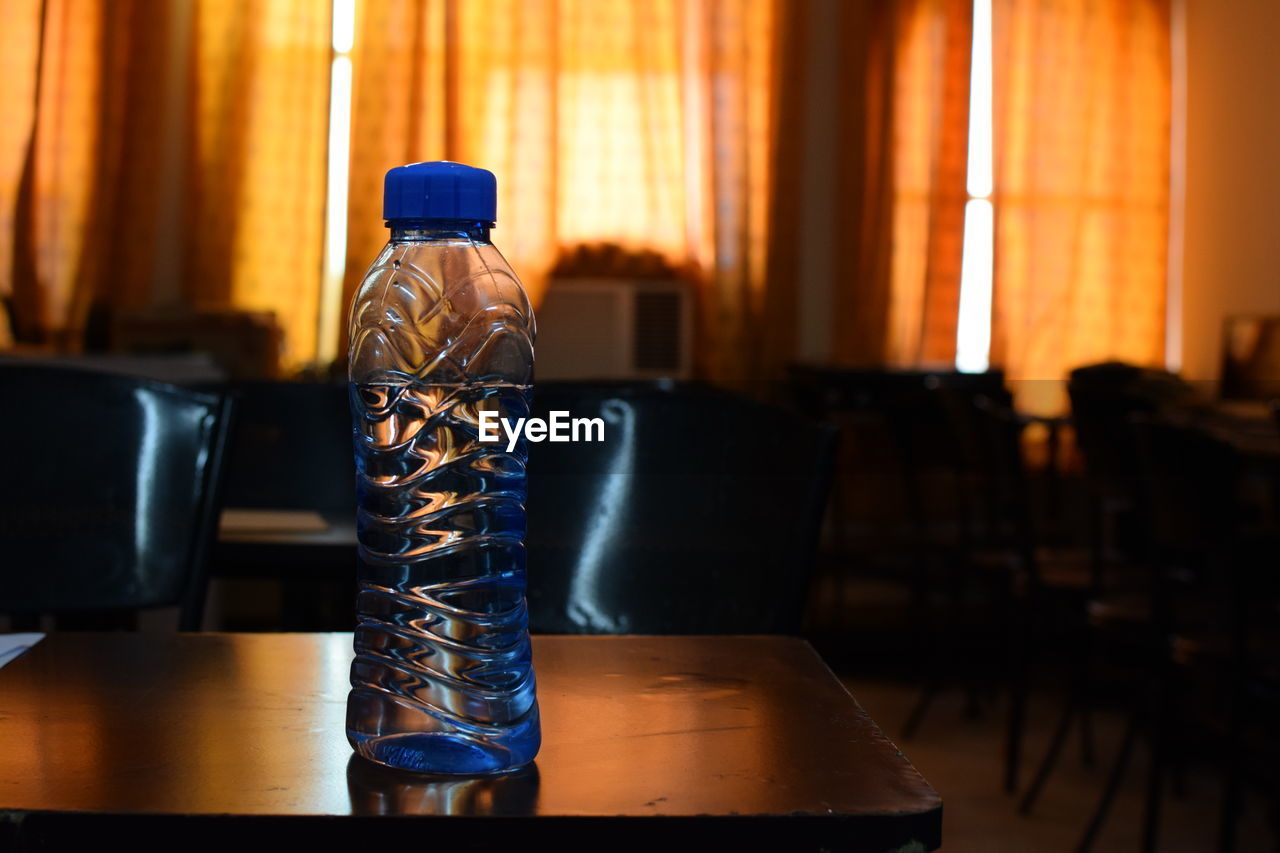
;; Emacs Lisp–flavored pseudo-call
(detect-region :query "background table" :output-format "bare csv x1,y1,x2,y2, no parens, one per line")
0,633,942,852
212,509,357,629
214,508,357,580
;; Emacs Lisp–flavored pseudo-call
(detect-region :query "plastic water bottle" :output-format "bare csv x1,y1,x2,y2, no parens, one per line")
345,161,540,774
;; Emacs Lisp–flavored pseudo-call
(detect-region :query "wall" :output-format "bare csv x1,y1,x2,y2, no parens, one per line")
1181,0,1280,381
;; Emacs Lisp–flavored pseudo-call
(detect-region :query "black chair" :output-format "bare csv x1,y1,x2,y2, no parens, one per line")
1122,419,1278,853
0,364,234,630
1067,362,1197,588
788,366,1008,634
1007,364,1196,813
1217,529,1280,853
208,380,356,629
216,380,355,513
790,368,1035,773
790,367,1008,562
911,385,1094,794
1022,416,1279,853
524,381,838,634
1006,365,1203,840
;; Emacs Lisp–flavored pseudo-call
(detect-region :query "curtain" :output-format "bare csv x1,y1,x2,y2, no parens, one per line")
830,0,1169,390
3,0,104,347
88,2,184,332
825,0,972,368
0,0,40,347
346,0,781,381
1,0,183,349
188,0,331,368
0,0,331,370
991,0,1171,406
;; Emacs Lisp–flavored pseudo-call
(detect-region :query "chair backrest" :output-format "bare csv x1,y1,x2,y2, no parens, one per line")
1132,417,1240,563
1067,361,1195,500
217,380,354,512
0,364,234,629
524,382,838,634
788,366,1006,550
937,386,1031,547
1130,416,1245,639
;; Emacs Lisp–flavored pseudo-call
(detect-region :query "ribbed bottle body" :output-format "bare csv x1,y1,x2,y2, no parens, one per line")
345,227,540,775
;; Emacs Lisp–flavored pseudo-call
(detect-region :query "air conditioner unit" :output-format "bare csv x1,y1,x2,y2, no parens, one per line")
534,277,693,380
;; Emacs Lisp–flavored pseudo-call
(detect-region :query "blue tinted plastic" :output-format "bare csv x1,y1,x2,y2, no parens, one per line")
346,169,539,775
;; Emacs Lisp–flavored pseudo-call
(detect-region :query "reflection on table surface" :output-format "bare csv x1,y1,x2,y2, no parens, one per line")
0,633,942,850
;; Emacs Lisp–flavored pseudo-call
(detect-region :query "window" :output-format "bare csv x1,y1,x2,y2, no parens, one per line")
955,0,993,373
318,0,355,366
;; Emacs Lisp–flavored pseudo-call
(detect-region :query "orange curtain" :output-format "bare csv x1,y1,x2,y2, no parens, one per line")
826,0,972,368
345,0,779,381
1,0,178,347
0,0,40,347
991,0,1171,404
0,0,331,370
89,1,183,326
188,0,331,369
3,0,104,347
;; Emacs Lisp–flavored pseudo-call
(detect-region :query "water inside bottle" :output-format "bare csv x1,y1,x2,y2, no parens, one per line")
346,377,540,774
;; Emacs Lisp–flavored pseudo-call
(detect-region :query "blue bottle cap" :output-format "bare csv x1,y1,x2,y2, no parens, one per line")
383,161,497,224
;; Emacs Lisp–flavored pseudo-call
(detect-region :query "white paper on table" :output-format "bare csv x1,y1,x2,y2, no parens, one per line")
0,633,44,669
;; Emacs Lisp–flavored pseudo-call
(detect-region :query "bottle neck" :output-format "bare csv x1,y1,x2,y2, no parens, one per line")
387,219,492,244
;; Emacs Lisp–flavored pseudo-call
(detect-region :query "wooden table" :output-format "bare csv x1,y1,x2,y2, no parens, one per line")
0,633,941,852
211,510,358,629
1197,399,1280,462
213,508,357,580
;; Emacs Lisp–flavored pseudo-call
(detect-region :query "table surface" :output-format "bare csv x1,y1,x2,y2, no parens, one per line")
212,509,356,583
0,633,940,851
217,508,357,547
1197,400,1280,461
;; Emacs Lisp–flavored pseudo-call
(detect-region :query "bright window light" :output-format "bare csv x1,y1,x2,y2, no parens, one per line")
332,0,356,54
966,0,993,199
956,199,994,373
317,0,355,366
324,56,352,281
956,0,994,373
